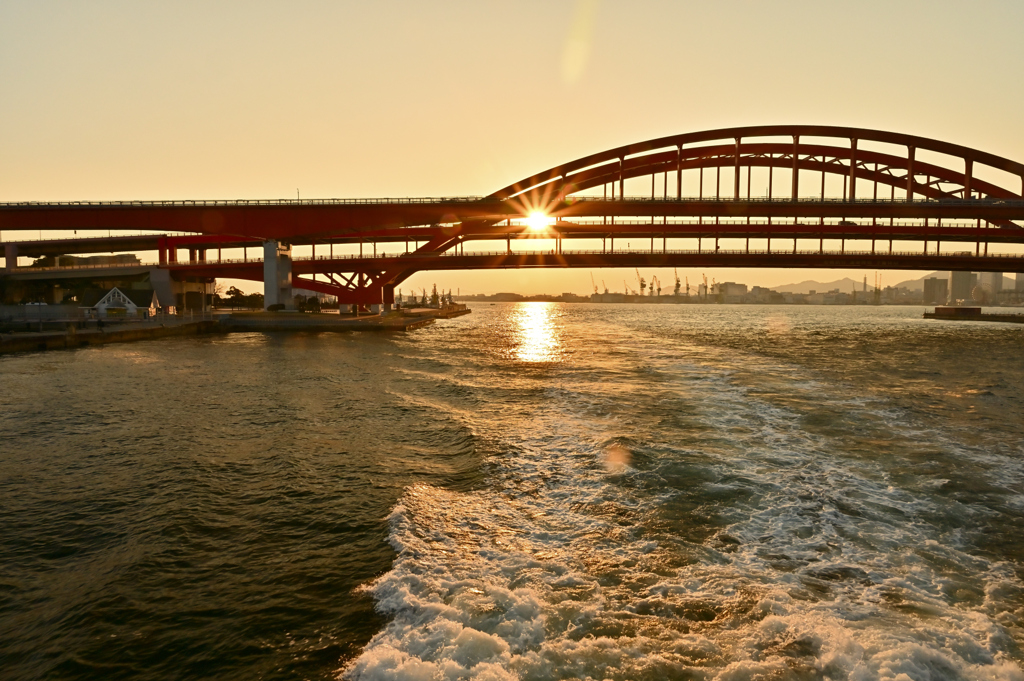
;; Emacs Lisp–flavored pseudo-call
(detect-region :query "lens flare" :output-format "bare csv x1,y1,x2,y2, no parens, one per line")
526,211,548,231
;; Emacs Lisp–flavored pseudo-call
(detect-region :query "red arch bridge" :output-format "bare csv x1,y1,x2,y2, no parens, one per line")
2,125,1024,309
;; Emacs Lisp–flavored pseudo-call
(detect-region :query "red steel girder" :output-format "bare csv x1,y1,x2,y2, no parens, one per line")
169,250,1024,280
0,199,506,241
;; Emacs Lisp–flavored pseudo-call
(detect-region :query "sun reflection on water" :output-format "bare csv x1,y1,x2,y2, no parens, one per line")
512,303,561,362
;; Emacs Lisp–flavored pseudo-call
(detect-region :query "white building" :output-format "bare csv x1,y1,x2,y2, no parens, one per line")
89,287,158,318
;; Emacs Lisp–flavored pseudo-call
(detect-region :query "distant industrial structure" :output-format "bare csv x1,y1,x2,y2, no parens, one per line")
462,271,1024,307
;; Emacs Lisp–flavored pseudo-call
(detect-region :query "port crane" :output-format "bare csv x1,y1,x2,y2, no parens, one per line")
590,272,598,295
602,280,609,294
636,269,646,295
674,269,681,296
624,280,638,296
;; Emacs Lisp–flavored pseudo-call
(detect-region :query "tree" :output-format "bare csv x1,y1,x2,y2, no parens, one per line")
222,286,246,310
243,292,264,310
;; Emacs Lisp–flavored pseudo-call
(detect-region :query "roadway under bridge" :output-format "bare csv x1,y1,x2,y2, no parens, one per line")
2,125,1023,309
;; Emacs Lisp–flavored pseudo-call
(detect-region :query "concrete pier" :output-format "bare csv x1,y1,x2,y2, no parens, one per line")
4,243,17,271
223,312,436,332
0,305,471,354
0,319,220,354
263,241,294,310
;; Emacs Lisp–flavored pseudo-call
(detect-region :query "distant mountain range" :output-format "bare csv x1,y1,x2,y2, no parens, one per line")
772,277,880,294
773,272,1019,294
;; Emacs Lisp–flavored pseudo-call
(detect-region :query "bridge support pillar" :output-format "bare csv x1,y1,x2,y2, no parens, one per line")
4,243,17,271
263,240,295,310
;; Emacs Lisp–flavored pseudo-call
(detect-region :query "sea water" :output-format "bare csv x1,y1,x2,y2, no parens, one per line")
2,304,1022,680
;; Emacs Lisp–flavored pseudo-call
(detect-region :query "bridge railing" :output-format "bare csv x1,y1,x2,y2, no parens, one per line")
4,196,1023,209
0,308,218,323
564,196,1024,205
525,219,997,228
10,261,153,272
392,248,1022,259
158,247,1024,266
0,231,197,245
9,247,1024,273
1,218,1004,247
0,197,486,208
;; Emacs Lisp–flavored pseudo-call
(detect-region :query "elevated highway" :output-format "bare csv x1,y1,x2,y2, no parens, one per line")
3,125,1024,307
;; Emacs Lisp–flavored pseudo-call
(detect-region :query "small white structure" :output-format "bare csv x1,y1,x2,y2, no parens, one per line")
91,287,158,318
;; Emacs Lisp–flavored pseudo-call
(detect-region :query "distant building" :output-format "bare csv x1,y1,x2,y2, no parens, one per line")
978,272,1003,295
948,271,973,305
714,282,748,296
923,277,948,305
1017,274,1024,293
294,288,336,303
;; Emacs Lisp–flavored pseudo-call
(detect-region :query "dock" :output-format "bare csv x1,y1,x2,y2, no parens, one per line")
924,306,1024,324
223,311,436,333
0,319,221,354
0,304,471,355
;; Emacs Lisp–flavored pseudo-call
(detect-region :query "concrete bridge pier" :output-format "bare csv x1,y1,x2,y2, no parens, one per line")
263,240,295,310
4,243,17,271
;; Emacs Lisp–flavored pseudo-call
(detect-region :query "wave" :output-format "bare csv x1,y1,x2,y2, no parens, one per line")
342,310,1024,680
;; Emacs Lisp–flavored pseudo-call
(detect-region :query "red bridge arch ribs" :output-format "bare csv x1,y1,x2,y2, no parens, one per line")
315,126,1024,305
491,125,1024,206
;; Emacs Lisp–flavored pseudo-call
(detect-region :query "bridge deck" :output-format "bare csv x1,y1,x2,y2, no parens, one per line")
3,198,1023,242
7,249,1020,284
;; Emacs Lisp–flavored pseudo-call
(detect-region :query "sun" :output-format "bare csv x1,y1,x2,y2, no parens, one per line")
526,211,548,231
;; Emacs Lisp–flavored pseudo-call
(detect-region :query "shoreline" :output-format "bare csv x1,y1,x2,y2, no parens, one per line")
0,305,470,355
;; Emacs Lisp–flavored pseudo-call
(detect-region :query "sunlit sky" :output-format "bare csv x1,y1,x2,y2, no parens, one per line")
3,1,1023,295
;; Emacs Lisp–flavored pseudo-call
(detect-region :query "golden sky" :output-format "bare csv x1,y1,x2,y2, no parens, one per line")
2,1,1023,294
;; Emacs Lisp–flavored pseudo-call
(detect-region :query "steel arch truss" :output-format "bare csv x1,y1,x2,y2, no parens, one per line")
490,125,1024,228
290,233,458,304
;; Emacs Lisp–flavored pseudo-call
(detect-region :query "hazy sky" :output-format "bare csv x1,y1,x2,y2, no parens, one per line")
3,1,1023,294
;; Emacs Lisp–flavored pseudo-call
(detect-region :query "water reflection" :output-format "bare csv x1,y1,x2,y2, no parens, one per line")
512,303,561,362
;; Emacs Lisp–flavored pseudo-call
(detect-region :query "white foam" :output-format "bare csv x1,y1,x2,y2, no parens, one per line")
343,315,1024,680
